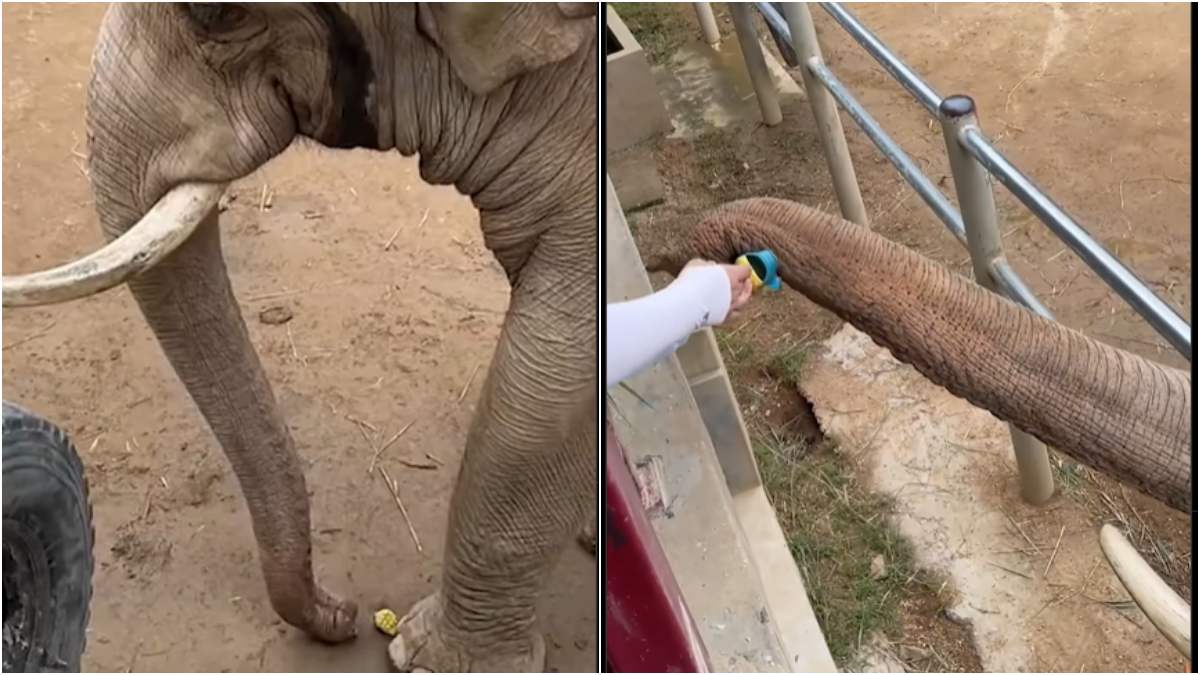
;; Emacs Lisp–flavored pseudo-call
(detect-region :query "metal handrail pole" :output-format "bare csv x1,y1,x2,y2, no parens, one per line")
806,60,965,244
755,2,789,38
810,1,1192,355
818,3,943,114
939,94,1056,506
729,3,782,126
814,1,1190,357
804,59,1062,322
783,2,869,226
962,129,1192,358
807,59,1057,320
694,2,721,46
991,259,1055,320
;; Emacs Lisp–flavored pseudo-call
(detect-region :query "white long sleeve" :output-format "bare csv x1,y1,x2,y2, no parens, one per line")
606,265,731,389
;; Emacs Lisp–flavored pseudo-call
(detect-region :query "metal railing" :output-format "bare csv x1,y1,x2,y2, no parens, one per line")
723,1,1193,509
749,2,1191,357
711,1,1191,656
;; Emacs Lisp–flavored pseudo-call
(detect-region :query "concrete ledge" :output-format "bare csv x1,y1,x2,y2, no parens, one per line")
605,5,673,153
676,311,836,672
607,176,835,672
676,328,762,495
606,144,665,212
732,488,835,673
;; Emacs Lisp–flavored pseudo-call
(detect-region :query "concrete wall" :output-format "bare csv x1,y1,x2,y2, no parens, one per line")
605,6,673,154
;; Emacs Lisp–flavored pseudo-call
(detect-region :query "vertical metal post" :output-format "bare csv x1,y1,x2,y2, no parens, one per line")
939,95,1055,506
693,2,721,46
783,3,870,227
729,2,782,126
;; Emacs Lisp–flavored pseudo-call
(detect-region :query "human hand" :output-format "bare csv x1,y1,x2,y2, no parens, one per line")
681,258,754,317
723,264,753,313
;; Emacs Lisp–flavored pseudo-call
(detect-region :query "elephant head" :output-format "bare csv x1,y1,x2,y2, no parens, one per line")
86,2,596,222
5,3,597,305
647,198,1191,513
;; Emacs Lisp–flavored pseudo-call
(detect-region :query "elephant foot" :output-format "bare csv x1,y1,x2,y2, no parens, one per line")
278,585,358,644
388,594,545,673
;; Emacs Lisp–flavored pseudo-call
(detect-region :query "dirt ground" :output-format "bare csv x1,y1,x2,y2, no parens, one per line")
806,325,1189,673
2,4,595,672
618,2,1190,672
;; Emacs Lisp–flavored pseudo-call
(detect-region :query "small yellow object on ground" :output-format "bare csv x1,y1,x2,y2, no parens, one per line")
374,607,400,636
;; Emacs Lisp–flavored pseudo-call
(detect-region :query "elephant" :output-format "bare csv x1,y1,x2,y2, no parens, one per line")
645,197,1191,513
28,3,597,671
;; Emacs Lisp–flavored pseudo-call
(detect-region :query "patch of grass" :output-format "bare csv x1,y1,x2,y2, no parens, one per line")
754,431,943,668
610,3,693,65
1055,453,1191,597
716,329,810,382
765,340,809,385
714,327,756,373
1052,454,1085,495
714,327,820,441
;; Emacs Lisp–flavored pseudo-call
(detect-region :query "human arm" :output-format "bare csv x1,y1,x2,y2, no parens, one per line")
606,263,750,389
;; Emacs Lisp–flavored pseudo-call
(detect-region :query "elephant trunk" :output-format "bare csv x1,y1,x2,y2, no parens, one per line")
649,197,1191,512
73,7,355,641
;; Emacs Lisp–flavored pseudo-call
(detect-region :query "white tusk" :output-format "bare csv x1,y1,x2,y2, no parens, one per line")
2,183,226,307
1099,523,1190,657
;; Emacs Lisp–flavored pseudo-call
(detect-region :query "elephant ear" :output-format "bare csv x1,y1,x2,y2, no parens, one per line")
418,3,595,95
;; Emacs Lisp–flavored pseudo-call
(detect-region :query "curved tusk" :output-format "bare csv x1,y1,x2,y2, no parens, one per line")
1099,523,1190,657
2,182,226,308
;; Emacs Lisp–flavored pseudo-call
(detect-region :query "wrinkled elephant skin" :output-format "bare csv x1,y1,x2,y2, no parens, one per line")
85,3,596,669
647,198,1190,513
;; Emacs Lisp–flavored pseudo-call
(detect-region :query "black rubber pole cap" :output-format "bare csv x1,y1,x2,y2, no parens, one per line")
939,95,975,119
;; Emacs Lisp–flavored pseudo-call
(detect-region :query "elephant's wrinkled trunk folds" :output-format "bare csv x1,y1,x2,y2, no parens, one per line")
649,198,1191,512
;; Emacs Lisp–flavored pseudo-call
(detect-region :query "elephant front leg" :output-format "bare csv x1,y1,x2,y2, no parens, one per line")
125,213,356,642
389,283,597,672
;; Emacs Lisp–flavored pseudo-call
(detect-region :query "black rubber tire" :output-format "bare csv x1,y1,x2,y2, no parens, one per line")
2,402,94,673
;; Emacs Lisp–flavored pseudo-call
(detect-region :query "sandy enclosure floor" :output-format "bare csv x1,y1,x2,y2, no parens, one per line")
2,4,596,672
